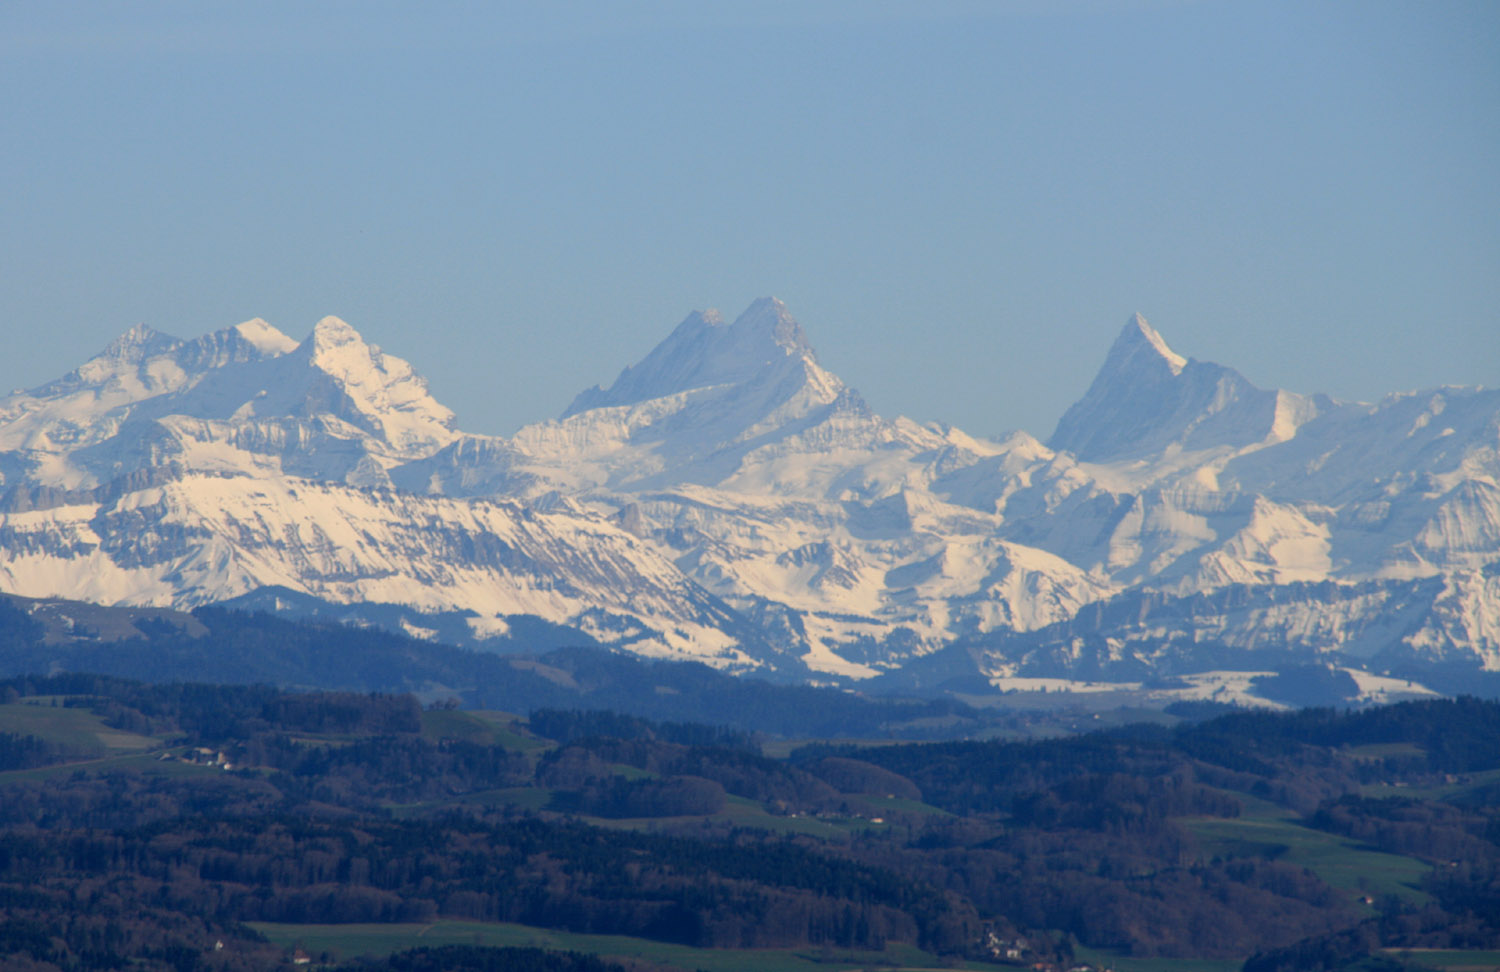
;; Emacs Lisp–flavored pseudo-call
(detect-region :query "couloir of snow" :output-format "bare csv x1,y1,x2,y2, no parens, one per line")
1,301,1496,683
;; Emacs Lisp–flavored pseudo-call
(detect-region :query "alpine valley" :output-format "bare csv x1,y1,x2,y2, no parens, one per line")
2,299,1497,698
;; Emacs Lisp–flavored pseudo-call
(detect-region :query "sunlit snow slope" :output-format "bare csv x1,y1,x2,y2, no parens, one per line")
1,300,1495,680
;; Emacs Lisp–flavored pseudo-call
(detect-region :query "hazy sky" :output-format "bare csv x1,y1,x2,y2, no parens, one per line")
2,1,1496,440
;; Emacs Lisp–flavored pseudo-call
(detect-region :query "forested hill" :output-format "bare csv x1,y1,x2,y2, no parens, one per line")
0,597,970,737
0,673,1497,971
0,596,1047,739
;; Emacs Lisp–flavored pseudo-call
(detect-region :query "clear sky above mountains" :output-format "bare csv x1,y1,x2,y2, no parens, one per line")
2,1,1495,441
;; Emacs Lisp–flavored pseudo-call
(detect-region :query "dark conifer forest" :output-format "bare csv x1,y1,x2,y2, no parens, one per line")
0,608,1497,970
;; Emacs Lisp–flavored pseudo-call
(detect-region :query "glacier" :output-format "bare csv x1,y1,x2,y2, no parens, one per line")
1,299,1495,686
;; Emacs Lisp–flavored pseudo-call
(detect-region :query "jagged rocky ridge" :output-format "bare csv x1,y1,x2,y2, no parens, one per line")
0,299,1496,686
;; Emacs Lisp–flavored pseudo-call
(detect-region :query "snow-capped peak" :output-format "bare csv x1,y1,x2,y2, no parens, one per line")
231,318,298,356
292,316,388,381
1047,314,1203,458
562,297,821,417
275,315,456,452
90,324,182,369
1110,313,1187,379
1124,313,1186,374
1,300,1497,686
104,322,179,355
50,324,184,393
1048,314,1287,463
306,315,368,354
731,296,816,359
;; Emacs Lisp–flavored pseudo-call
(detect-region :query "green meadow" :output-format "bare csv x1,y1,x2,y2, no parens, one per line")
1182,796,1434,907
248,919,1014,972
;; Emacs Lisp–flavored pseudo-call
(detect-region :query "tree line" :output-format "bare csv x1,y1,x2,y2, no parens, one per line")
0,673,1496,970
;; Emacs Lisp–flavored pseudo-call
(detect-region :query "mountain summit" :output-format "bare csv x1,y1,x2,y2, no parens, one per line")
1047,314,1313,462
498,297,867,499
1110,313,1188,378
563,298,817,417
0,302,1495,685
255,315,457,453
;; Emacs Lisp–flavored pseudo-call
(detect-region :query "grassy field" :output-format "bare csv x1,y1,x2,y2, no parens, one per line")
1344,742,1427,761
388,784,887,839
1381,948,1500,971
1071,943,1244,972
1182,797,1433,907
420,708,552,753
554,793,884,840
1361,766,1500,802
759,737,916,759
0,699,161,753
461,785,556,812
0,750,228,785
247,919,1014,971
861,794,952,817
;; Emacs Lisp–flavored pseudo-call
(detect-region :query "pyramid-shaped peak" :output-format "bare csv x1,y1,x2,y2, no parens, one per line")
729,296,814,357
97,323,182,363
297,316,391,376
296,317,416,392
237,315,456,451
1111,313,1187,377
561,298,824,418
661,298,812,357
1049,312,1296,462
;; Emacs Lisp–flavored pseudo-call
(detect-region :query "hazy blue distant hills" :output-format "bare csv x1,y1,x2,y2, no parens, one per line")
0,594,996,738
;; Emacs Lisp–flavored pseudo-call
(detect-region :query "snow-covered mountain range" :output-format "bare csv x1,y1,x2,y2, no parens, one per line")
1,299,1496,687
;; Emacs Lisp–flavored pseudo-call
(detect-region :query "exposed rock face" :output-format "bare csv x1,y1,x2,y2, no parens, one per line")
1,303,1496,681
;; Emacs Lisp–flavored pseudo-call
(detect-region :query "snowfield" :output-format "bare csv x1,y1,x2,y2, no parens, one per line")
1,298,1495,686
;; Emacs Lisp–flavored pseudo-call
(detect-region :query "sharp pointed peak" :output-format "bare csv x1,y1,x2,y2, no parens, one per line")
734,295,791,320
730,296,813,357
559,297,827,418
1108,313,1186,377
668,297,810,354
1049,312,1291,460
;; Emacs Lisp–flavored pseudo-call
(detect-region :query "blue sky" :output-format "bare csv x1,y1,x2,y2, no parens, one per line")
2,1,1496,440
